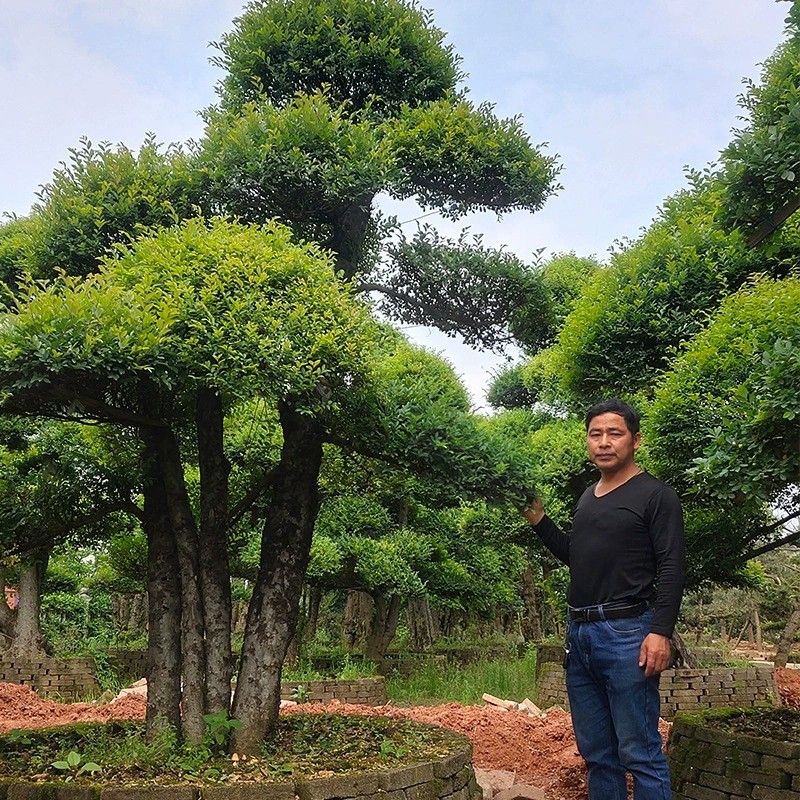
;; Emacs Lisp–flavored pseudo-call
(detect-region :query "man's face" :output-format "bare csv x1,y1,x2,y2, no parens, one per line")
586,412,640,473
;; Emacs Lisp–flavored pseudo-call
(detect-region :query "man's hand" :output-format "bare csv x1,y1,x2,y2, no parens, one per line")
639,633,672,677
520,497,545,526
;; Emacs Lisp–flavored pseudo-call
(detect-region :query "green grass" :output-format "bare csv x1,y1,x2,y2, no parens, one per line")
385,650,538,706
0,716,458,786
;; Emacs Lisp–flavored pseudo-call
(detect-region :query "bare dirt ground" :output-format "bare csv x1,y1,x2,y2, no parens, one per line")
1,670,798,800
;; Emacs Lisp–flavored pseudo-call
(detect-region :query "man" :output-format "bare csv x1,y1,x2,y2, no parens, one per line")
522,398,685,800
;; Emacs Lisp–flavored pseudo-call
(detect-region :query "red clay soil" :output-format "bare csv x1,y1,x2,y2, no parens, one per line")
1,671,798,800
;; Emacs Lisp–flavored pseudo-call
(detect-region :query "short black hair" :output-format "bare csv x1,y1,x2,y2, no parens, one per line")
585,399,640,435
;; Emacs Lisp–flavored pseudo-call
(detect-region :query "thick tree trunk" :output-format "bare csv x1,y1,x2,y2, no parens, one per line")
774,596,800,668
197,389,232,716
407,596,436,650
364,593,401,663
141,432,183,739
343,590,372,651
670,630,701,669
154,427,207,743
231,405,323,754
327,199,372,280
6,556,49,658
520,563,543,642
0,568,17,649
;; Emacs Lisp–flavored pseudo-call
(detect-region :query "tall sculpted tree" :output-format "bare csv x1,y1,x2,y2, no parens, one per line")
0,0,560,753
202,0,561,350
0,218,376,745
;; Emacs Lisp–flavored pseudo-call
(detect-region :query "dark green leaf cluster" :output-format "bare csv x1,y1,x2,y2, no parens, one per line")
211,0,462,115
649,276,800,506
545,180,775,403
372,226,551,350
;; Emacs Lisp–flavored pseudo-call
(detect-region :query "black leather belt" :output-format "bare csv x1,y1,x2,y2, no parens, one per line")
568,600,647,623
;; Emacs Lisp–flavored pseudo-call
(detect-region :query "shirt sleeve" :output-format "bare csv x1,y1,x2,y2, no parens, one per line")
531,514,571,566
647,484,686,638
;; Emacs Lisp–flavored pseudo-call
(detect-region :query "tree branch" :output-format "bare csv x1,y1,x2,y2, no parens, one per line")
739,510,800,562
746,193,800,247
229,468,278,527
357,281,512,341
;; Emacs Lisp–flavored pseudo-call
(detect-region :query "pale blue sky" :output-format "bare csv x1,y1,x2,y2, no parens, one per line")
0,1,790,404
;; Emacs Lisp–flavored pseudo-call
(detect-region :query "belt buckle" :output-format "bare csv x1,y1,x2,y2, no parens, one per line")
572,607,590,623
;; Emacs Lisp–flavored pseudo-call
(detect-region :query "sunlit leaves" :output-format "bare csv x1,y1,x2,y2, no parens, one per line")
0,218,375,417
389,97,561,219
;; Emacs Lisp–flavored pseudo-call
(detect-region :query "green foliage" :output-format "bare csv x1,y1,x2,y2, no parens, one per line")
389,97,561,219
539,251,602,335
374,226,552,350
211,0,461,115
96,529,147,594
51,750,102,780
40,590,118,657
202,710,243,750
548,180,760,402
25,136,207,278
649,275,800,505
487,364,539,409
385,650,537,706
0,218,374,417
721,5,800,229
201,92,396,227
0,420,133,561
0,215,37,296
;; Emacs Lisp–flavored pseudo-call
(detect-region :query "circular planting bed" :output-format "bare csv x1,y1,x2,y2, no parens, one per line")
0,713,480,800
667,706,800,799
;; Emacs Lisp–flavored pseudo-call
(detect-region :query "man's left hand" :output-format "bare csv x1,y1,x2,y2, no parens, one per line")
639,633,672,677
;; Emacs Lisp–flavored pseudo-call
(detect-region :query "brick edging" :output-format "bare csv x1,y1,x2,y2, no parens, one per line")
668,710,800,798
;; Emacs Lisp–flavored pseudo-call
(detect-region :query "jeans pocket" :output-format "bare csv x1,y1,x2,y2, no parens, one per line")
603,615,645,634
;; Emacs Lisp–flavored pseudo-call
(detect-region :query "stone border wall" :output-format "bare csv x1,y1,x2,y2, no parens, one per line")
0,726,479,800
280,676,387,705
668,712,800,798
105,649,148,682
535,659,779,719
0,657,100,701
0,658,387,707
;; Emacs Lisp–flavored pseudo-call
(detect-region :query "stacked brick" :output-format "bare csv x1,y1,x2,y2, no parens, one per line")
105,649,148,682
668,714,800,800
280,676,388,705
0,657,100,701
534,659,778,720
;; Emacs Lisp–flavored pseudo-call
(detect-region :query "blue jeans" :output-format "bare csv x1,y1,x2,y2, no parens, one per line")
565,609,671,800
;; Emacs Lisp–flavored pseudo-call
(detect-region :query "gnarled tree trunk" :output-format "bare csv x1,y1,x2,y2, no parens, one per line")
521,563,543,642
5,556,49,658
141,430,183,740
365,593,401,663
774,595,800,668
343,590,372,652
197,389,232,717
155,427,207,744
407,596,436,651
0,568,17,649
231,405,323,754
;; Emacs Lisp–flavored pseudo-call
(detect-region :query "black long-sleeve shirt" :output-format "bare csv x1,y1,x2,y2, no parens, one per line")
533,472,686,638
